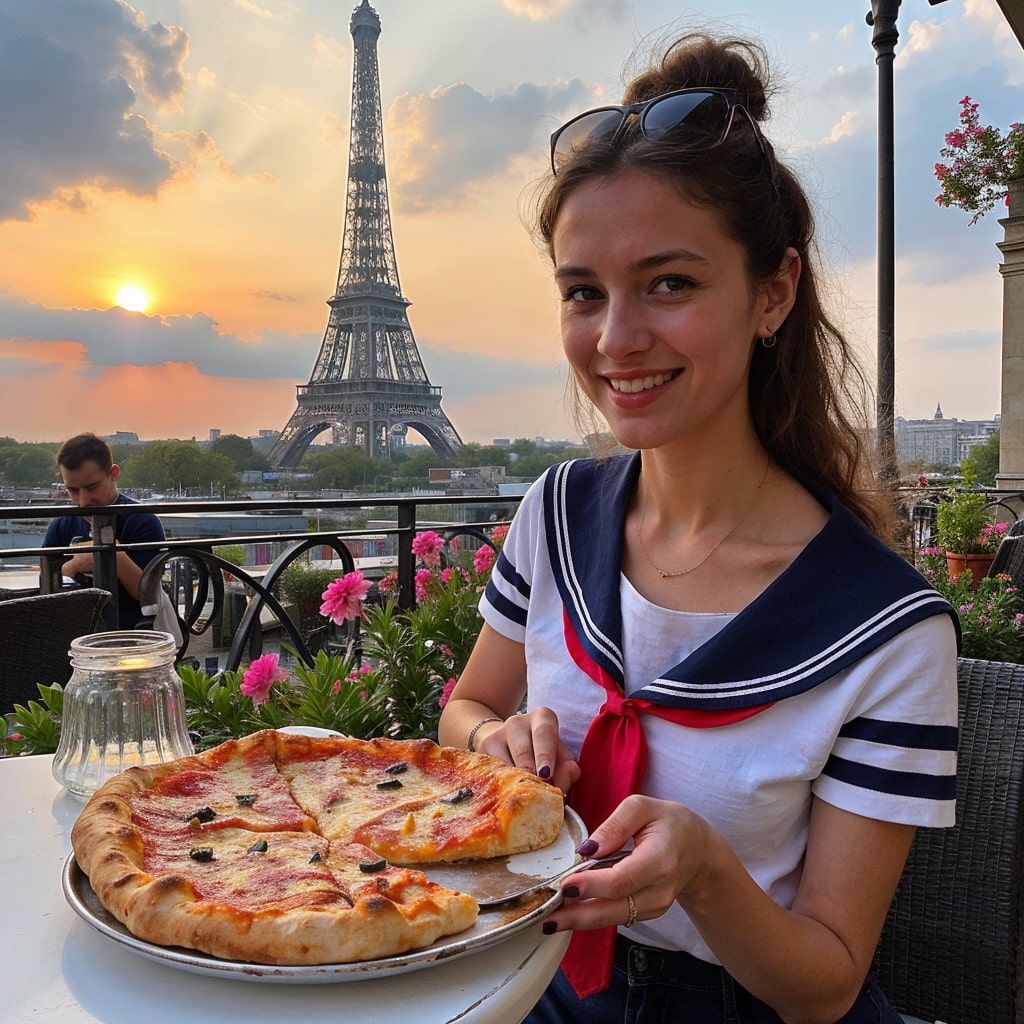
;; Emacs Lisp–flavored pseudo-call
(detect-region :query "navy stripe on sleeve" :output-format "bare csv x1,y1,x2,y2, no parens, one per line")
823,754,956,802
493,550,531,599
484,579,527,628
838,716,958,751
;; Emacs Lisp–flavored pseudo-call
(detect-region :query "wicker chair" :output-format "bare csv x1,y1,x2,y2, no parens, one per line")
0,588,111,710
988,518,1024,591
874,657,1024,1024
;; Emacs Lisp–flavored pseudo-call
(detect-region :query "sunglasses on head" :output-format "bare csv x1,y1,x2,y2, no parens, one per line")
549,87,774,180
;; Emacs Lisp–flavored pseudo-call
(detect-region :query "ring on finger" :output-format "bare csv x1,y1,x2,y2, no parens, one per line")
624,893,638,928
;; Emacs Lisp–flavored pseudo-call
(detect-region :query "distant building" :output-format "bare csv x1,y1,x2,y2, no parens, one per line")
104,431,143,448
895,403,999,468
428,466,506,491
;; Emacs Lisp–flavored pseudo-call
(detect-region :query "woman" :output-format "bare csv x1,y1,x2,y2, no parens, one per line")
437,32,957,1024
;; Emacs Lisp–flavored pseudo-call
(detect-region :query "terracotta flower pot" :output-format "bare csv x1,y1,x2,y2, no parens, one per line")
945,552,995,589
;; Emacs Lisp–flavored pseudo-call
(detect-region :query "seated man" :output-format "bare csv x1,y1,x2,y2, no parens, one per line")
43,433,166,630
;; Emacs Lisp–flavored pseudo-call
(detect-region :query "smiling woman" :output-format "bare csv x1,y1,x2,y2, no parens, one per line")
114,284,150,312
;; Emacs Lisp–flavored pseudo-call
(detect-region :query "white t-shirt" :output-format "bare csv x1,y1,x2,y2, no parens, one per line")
481,470,959,962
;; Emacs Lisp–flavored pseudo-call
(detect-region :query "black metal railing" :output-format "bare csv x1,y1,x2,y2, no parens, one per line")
0,492,522,673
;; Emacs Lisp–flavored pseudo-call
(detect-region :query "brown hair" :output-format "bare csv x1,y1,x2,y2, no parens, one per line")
534,33,888,537
56,433,114,474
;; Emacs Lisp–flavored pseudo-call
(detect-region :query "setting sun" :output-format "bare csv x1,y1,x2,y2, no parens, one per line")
115,284,150,312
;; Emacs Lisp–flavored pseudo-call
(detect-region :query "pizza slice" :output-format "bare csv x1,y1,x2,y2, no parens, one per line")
274,732,565,863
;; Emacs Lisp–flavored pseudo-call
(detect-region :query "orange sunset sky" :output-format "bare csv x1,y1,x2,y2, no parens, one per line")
0,0,1021,447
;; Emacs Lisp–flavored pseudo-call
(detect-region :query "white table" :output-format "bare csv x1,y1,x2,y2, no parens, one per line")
1,754,570,1024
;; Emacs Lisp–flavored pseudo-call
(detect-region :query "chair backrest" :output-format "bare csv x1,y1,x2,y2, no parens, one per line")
989,522,1024,589
0,588,111,710
874,657,1024,1024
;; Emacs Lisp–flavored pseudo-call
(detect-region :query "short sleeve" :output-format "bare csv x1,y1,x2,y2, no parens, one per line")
813,614,959,827
478,474,547,644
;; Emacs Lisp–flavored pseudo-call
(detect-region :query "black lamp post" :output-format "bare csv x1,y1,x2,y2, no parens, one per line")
866,0,901,483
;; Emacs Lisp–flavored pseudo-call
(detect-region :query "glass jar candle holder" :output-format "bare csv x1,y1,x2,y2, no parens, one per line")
52,630,194,799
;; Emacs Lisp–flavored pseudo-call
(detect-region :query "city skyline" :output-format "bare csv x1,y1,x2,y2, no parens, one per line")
0,0,1021,447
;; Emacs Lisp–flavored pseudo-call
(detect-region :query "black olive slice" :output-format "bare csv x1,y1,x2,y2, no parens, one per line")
441,786,474,804
383,761,408,775
235,794,257,807
189,847,215,862
183,806,216,823
376,778,403,790
359,858,387,873
248,839,269,853
308,850,323,863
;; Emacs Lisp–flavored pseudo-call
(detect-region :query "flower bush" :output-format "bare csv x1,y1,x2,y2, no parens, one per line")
918,547,1024,663
1,525,509,757
934,96,1024,225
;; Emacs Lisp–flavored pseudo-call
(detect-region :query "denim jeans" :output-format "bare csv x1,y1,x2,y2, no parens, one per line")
525,937,904,1024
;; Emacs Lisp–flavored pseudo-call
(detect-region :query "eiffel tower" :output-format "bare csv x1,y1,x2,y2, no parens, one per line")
270,0,462,467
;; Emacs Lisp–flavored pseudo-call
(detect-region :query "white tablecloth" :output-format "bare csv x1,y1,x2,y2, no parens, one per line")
1,753,569,1024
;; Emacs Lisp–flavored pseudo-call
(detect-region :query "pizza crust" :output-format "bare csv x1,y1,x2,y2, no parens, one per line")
71,731,565,966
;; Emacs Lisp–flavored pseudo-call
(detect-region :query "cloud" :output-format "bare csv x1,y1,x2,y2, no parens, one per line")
0,295,318,379
823,110,863,145
416,340,565,401
916,328,999,354
313,33,346,69
502,0,629,22
0,0,191,220
386,77,594,210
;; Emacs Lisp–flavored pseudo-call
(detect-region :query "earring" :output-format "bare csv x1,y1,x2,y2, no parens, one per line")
761,330,777,349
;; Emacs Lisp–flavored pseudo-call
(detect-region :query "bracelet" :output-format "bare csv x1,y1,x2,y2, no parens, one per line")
467,716,503,752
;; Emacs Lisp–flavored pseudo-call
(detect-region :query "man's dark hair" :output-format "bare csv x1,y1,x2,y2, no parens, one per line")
56,433,114,474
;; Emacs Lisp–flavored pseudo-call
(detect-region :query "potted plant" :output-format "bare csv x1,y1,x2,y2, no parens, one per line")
934,96,1023,225
934,475,1007,586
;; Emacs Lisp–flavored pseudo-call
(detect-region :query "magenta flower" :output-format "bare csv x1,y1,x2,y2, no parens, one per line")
439,676,458,707
320,571,371,624
411,530,444,567
473,545,496,575
490,524,509,544
379,572,398,594
414,567,433,602
241,653,289,706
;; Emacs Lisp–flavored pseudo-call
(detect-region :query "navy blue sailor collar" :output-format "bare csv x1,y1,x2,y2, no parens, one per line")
542,453,958,711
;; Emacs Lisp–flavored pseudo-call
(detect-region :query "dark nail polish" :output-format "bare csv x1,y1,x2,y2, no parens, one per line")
563,885,580,899
576,839,598,857
538,765,551,780
542,921,557,935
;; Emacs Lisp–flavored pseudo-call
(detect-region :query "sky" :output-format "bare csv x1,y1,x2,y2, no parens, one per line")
0,0,1021,450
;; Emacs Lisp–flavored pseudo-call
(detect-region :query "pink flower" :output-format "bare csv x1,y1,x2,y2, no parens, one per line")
490,524,509,544
378,572,398,594
241,653,289,706
411,530,444,567
320,571,371,624
414,567,433,602
474,545,496,574
439,677,458,707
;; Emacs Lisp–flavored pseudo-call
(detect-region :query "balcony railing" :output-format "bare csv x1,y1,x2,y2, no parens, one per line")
0,492,523,674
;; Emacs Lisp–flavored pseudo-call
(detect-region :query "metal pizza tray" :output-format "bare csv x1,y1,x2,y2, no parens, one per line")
61,807,586,984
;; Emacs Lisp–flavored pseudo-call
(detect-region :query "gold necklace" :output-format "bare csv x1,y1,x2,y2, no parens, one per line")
635,462,770,579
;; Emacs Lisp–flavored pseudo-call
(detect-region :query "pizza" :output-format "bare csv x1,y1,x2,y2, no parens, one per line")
70,729,565,966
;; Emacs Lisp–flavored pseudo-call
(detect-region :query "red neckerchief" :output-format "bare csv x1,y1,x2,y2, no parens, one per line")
560,608,772,999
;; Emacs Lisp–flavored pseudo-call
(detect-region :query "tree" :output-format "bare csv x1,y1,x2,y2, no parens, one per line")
4,445,57,486
300,446,394,491
211,434,271,473
120,441,239,495
962,431,1000,486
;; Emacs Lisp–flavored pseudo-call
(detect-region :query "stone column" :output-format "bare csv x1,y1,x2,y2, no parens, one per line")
996,178,1024,495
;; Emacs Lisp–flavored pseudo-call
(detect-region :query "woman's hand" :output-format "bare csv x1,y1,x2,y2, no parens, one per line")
543,794,710,933
476,707,582,794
